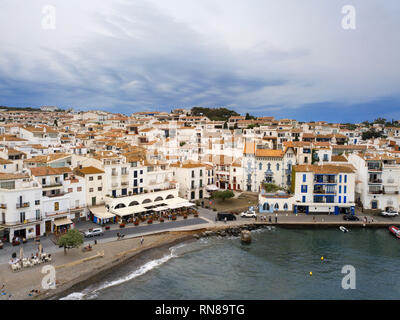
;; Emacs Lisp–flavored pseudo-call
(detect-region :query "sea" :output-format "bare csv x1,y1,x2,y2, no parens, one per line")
60,227,400,300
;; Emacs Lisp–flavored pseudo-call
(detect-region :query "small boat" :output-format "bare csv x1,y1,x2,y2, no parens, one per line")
389,226,400,239
339,226,349,233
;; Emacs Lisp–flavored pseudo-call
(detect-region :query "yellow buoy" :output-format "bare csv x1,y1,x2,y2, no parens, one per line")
321,256,324,261
309,271,313,276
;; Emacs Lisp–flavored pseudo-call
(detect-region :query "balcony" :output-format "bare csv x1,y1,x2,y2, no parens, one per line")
368,179,382,184
368,189,383,194
16,202,30,209
368,165,382,172
314,178,336,184
313,189,336,195
42,183,63,189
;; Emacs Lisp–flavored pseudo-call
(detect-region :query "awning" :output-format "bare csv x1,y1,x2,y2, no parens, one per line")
206,185,219,191
90,206,116,219
94,211,116,219
153,206,169,212
180,202,196,207
53,218,73,227
112,205,149,217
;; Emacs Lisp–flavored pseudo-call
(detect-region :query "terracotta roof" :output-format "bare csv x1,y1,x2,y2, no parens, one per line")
0,173,29,181
331,155,348,162
255,149,284,158
75,166,105,175
30,166,72,176
294,164,355,174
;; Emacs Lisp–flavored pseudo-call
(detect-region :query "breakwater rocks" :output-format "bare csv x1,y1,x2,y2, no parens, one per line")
194,224,271,239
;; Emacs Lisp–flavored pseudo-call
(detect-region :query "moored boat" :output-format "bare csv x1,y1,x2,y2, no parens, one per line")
339,226,349,233
389,226,400,238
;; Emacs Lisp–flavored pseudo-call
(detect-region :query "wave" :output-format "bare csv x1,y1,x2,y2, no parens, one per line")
61,244,183,300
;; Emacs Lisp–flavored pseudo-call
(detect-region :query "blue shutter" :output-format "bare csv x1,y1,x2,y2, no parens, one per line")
344,186,347,193
339,196,341,203
344,196,347,203
344,175,347,183
303,174,306,182
339,186,342,193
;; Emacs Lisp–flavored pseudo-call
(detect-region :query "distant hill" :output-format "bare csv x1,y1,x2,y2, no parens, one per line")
191,107,240,121
0,105,41,112
0,106,65,112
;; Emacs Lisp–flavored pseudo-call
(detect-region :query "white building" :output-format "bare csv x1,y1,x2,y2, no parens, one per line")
293,164,356,215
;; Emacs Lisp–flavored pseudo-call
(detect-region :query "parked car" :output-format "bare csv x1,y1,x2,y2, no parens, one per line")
84,227,104,238
240,211,257,218
343,214,359,221
381,209,399,217
217,212,237,221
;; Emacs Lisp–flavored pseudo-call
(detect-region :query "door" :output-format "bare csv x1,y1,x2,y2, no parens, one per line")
35,224,40,236
92,197,96,206
45,221,52,233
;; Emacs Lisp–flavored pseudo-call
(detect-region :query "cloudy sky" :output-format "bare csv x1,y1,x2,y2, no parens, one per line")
0,0,399,122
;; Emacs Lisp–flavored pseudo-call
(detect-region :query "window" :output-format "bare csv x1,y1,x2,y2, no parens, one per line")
301,185,308,193
344,196,347,203
200,180,203,187
303,174,306,182
276,163,280,171
35,200,40,205
344,175,347,183
140,170,143,175
200,170,203,177
338,196,341,203
77,187,82,192
97,176,102,180
20,212,25,223
344,186,347,193
259,163,262,170
339,175,342,183
339,186,342,193
54,202,59,211
192,170,195,178
89,176,94,181
36,209,41,220
302,196,306,203
89,188,94,192
284,203,288,210
134,171,138,178
98,187,102,191
68,188,73,193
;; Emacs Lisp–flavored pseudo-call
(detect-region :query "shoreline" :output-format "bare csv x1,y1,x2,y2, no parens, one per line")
36,230,203,300
1,218,396,300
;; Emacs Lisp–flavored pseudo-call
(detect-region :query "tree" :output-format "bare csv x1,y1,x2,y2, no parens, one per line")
262,183,282,193
362,128,384,140
57,229,84,254
245,113,255,120
211,190,234,202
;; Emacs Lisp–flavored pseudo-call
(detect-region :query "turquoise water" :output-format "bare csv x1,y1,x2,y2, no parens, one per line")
62,227,400,300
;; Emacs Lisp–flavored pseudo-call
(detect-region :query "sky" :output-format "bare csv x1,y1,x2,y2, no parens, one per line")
0,0,399,123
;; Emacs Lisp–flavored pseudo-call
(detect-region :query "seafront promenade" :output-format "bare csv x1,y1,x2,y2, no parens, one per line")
1,207,399,300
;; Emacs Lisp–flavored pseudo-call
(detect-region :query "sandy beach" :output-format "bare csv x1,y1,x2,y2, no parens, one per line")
0,230,203,300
